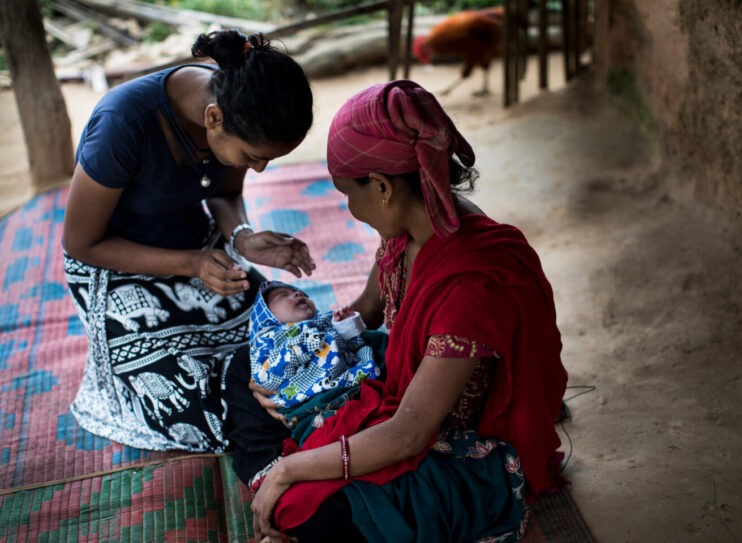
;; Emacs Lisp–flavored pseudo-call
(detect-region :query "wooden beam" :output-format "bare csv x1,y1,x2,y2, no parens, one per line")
75,0,397,83
51,0,138,47
74,0,275,35
268,0,389,38
43,17,79,48
55,38,117,66
75,0,391,40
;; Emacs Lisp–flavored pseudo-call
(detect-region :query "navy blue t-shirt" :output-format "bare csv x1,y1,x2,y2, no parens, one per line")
76,65,228,250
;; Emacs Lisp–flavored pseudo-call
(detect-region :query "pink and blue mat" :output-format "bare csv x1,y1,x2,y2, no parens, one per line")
0,162,593,542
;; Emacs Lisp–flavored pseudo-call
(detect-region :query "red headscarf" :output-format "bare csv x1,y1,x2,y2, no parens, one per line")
326,80,475,238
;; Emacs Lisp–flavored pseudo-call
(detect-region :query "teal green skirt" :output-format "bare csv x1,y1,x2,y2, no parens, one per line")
343,429,526,543
284,331,525,542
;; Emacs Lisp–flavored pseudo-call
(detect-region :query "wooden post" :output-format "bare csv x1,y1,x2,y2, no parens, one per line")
538,0,548,89
516,0,528,82
0,0,74,192
562,0,573,81
577,0,590,73
387,0,404,80
403,0,415,79
573,0,581,74
503,0,520,107
503,0,512,106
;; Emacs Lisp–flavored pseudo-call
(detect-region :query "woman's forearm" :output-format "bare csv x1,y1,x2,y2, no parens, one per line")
206,167,250,241
206,193,249,242
273,416,427,486
67,235,199,277
270,355,481,488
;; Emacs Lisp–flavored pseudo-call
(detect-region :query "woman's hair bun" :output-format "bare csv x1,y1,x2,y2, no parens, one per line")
192,30,272,71
190,28,312,148
245,33,270,51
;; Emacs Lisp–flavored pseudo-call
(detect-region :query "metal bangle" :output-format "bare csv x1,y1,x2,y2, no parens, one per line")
230,222,254,252
340,434,350,480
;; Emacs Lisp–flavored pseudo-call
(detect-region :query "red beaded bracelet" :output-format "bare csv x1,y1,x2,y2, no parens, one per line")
339,435,350,480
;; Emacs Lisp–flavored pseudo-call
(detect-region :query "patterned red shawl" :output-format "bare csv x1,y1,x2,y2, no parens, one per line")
274,214,567,530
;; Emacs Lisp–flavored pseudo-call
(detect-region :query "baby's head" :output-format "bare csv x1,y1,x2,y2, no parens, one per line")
263,282,317,323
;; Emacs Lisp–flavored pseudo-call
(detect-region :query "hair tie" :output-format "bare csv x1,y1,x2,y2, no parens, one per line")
243,41,253,53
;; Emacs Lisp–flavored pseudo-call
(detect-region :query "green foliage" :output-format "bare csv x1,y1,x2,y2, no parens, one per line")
301,0,366,9
423,0,502,13
415,0,561,14
38,0,56,19
144,21,176,42
0,49,6,72
139,0,273,20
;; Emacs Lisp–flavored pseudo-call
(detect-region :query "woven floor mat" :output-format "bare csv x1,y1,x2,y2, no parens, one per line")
0,455,226,542
0,190,178,489
219,455,254,543
0,454,595,543
0,163,593,542
522,487,596,543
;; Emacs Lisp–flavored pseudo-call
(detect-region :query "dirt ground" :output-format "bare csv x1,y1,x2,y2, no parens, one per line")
1,55,741,542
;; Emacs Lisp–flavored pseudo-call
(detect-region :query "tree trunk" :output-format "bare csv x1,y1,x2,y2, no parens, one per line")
0,0,74,192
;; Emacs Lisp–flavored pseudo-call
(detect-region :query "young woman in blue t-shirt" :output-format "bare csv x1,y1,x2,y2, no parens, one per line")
62,31,315,452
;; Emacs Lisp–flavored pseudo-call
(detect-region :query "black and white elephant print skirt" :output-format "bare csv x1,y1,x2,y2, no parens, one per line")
63,239,264,452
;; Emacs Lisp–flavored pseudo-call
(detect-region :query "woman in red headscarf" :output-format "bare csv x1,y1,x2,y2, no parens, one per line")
249,80,568,543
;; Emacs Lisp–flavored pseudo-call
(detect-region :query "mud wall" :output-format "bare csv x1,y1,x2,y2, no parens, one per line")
594,0,742,216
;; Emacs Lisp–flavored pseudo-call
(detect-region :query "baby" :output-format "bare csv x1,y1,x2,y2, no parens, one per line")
249,280,380,408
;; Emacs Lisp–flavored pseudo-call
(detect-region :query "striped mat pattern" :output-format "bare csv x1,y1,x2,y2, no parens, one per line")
1,456,226,542
0,162,593,542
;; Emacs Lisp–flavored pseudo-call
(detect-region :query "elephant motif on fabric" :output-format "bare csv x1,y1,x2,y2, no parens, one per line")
174,354,212,397
203,410,223,443
155,279,228,323
106,284,170,332
129,372,188,423
168,422,209,448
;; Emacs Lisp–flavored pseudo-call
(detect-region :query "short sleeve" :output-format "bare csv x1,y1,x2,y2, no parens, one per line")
77,110,143,188
426,275,519,358
425,334,498,359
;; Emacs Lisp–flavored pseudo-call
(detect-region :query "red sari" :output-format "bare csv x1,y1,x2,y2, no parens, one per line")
274,214,567,530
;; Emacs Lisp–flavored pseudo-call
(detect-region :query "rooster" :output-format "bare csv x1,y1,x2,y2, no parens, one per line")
413,6,504,97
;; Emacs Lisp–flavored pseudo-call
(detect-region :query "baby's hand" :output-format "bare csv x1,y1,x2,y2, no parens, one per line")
333,306,354,321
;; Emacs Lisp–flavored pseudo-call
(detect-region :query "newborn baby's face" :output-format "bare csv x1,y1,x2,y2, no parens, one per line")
266,287,317,323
